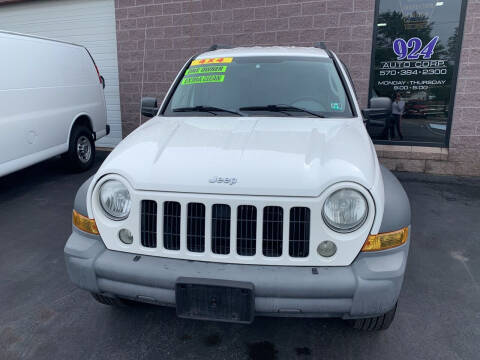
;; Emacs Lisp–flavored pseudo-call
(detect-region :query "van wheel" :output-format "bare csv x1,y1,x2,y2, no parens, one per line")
91,293,126,307
64,125,95,171
350,303,397,331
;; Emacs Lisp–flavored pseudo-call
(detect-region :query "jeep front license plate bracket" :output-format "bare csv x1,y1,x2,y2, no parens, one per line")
176,277,254,324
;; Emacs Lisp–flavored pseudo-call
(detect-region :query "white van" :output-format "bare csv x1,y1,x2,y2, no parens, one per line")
0,31,109,177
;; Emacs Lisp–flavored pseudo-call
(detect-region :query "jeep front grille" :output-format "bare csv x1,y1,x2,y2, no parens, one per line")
211,204,231,255
187,203,205,253
163,201,181,250
289,207,311,258
140,200,157,248
140,201,310,260
237,205,257,256
262,206,284,257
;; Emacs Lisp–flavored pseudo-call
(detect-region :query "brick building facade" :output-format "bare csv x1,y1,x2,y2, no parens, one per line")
115,0,375,135
0,0,478,176
114,0,480,176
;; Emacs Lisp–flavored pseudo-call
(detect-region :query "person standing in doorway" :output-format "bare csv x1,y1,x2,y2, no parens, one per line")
391,93,405,140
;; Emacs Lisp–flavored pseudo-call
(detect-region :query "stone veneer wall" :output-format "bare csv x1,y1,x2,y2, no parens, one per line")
114,0,375,133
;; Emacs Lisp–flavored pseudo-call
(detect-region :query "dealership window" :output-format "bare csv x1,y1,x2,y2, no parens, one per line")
368,0,467,147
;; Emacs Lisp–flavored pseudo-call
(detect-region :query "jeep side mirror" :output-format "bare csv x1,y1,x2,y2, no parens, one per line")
141,97,158,117
362,97,392,126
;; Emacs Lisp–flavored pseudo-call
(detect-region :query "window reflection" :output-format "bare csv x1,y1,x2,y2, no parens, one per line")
369,0,466,145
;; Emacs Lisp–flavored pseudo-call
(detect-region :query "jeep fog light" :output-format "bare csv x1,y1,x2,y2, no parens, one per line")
119,229,133,244
317,241,337,257
361,227,408,252
73,210,99,235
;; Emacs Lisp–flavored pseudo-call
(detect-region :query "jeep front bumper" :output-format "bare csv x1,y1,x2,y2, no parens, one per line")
65,228,410,320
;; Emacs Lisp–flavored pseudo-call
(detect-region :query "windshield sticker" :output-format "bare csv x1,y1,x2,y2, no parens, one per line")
330,103,344,111
191,57,233,66
181,74,225,85
185,65,228,75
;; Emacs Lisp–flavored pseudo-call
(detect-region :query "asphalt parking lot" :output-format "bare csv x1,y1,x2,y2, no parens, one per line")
1,151,479,360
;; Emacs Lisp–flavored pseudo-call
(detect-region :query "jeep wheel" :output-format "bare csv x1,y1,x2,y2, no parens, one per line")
350,303,397,331
91,293,126,307
64,125,95,171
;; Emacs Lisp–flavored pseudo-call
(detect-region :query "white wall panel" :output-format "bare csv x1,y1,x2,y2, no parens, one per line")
0,0,122,147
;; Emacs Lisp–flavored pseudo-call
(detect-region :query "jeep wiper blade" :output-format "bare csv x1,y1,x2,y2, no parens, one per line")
173,106,243,116
239,105,325,118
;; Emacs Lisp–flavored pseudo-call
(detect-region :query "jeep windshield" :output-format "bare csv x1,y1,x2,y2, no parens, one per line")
163,56,354,118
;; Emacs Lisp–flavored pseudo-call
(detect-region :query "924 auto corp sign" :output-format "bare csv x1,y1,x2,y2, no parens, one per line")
369,0,466,144
378,36,447,93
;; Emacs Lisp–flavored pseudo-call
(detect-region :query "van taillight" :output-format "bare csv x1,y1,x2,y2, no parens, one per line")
86,49,102,85
93,63,101,84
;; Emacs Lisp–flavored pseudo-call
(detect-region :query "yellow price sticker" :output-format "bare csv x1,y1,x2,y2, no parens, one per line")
191,57,233,66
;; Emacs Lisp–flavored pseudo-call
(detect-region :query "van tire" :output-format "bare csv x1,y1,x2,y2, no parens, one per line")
91,293,126,307
64,125,95,171
350,303,397,331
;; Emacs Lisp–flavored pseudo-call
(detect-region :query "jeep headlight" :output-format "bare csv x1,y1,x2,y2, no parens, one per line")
322,188,368,233
99,180,131,220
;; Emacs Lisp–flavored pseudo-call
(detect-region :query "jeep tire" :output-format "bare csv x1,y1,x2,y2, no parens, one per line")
91,293,127,307
350,303,397,331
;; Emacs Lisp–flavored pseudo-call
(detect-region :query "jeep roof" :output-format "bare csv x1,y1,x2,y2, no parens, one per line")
195,45,330,59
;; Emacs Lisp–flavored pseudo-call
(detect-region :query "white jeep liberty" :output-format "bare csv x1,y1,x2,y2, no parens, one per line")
65,45,411,331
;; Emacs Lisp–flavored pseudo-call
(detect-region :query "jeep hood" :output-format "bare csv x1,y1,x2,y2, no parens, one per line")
97,116,378,197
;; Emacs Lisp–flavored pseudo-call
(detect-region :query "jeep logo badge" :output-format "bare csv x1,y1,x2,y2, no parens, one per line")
209,176,237,185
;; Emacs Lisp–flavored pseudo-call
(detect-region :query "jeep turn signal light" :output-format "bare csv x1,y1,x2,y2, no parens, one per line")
361,227,408,252
73,210,99,235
